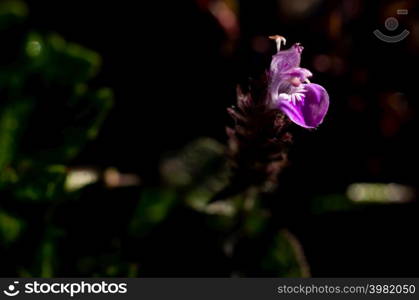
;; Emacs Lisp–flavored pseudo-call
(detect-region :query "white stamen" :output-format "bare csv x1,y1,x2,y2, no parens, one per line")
278,86,306,105
269,35,287,51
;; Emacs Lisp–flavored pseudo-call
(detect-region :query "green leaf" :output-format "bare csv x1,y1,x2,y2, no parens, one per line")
0,210,25,247
0,99,33,171
33,227,62,278
34,34,101,85
160,138,227,188
10,164,67,202
0,0,28,30
161,138,232,210
59,88,113,160
261,229,310,277
26,87,113,164
129,188,177,237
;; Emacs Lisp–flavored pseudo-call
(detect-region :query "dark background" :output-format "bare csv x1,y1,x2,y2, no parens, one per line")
4,0,419,276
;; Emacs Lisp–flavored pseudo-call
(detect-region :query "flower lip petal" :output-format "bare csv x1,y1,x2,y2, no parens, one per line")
277,83,329,128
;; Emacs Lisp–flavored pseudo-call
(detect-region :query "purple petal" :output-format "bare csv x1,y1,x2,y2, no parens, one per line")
268,44,306,103
277,83,329,128
283,67,313,82
270,44,303,75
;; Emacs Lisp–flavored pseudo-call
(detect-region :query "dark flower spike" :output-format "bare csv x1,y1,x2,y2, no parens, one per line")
269,36,330,128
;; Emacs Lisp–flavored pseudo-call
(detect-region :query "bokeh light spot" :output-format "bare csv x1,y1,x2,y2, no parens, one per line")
26,40,42,57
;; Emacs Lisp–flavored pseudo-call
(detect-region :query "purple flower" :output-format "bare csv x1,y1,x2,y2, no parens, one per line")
268,36,329,128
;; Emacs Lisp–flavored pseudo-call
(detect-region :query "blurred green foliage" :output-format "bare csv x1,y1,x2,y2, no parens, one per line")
0,210,25,246
129,188,177,238
261,230,310,277
0,0,27,30
0,0,311,272
0,0,113,276
0,0,377,278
